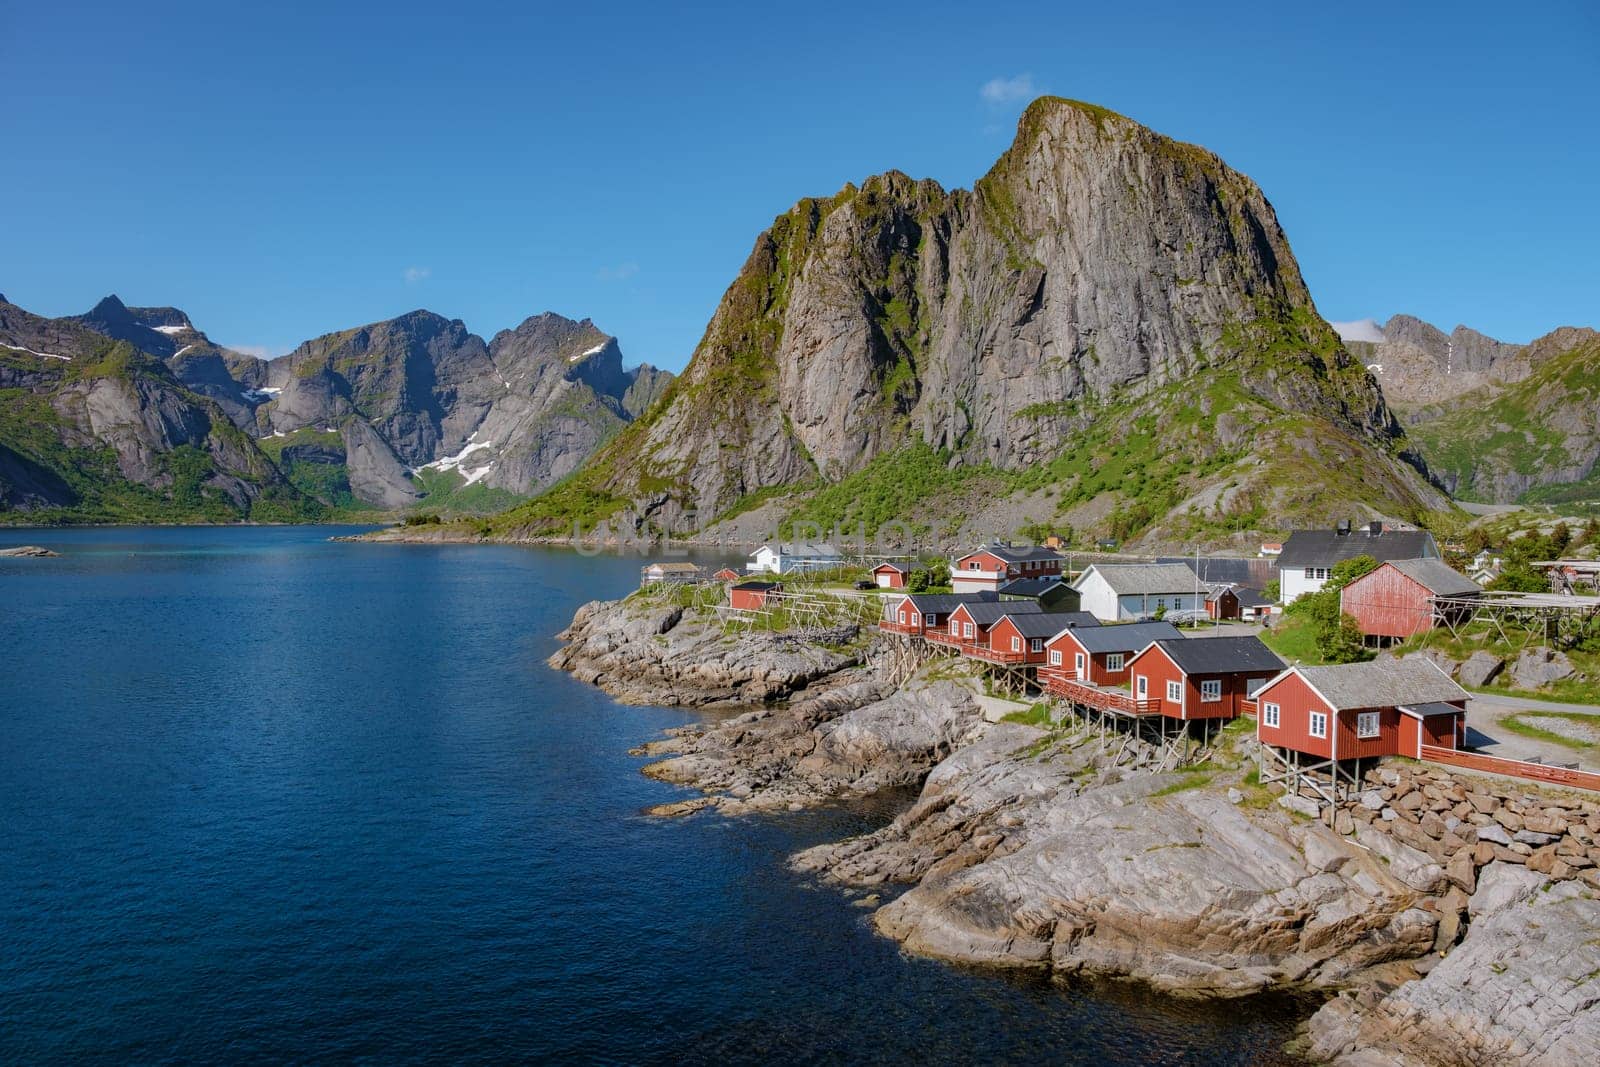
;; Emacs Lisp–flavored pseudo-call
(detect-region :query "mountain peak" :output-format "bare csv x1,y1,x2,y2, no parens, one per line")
87,294,132,321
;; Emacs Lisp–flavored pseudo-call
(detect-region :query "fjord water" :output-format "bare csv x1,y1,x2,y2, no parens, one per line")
1,527,1306,1064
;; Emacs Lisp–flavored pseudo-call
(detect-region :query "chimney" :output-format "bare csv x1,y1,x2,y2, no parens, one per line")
1335,520,1352,537
1368,520,1383,537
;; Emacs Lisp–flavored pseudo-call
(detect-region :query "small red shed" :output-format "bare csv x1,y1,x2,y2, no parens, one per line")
880,592,997,637
712,567,742,582
872,562,910,589
1127,636,1285,721
1043,621,1183,687
729,580,782,611
1339,559,1481,645
1204,585,1241,620
1255,657,1468,762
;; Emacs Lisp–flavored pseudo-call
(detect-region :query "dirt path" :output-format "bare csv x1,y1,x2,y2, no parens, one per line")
1465,693,1600,771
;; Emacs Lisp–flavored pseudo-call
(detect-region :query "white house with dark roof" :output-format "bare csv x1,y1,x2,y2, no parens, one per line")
1276,522,1439,603
949,543,1065,593
747,542,843,575
1071,563,1203,621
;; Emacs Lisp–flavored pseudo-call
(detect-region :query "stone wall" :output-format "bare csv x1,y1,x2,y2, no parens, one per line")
1335,762,1600,950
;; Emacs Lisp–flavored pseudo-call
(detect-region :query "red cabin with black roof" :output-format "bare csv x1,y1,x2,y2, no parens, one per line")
1042,621,1183,687
1125,636,1285,721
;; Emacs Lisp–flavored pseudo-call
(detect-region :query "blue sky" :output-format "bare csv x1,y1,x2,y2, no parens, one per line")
2,1,1595,369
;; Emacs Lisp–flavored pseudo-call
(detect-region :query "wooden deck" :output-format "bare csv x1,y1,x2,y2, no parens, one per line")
1041,672,1157,716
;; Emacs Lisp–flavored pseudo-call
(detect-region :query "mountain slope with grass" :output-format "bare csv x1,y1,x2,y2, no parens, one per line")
0,296,312,522
1,293,673,520
487,97,1445,546
1398,327,1600,506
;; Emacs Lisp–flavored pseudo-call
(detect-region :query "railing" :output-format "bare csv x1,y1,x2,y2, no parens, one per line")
963,646,1032,665
1420,745,1600,794
1241,698,1258,716
878,620,923,635
1043,675,1156,716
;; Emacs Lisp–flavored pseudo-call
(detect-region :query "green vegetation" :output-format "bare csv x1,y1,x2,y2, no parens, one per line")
1498,711,1599,753
1407,336,1600,506
1001,702,1055,727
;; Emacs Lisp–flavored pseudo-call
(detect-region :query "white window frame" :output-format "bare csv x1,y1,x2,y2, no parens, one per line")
1262,702,1280,727
968,561,980,570
1075,652,1086,677
949,620,960,636
1200,679,1221,703
1356,711,1380,738
1106,653,1125,672
1309,711,1328,739
910,611,919,627
1030,638,1044,653
898,610,907,624
1166,680,1183,702
963,622,974,639
1049,650,1062,666
1010,636,1021,652
1136,675,1148,698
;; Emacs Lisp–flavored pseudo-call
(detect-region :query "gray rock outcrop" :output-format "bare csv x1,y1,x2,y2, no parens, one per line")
1307,864,1600,1065
1458,649,1505,687
1511,647,1577,689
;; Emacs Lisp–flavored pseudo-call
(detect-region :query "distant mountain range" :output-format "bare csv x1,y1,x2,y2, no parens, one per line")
0,293,670,522
1339,317,1599,506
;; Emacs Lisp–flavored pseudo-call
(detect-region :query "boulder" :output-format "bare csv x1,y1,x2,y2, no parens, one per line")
1511,647,1577,689
1458,650,1505,688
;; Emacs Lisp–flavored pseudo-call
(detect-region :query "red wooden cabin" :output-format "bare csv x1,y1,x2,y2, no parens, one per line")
879,592,996,637
712,567,742,582
1126,636,1285,721
1204,585,1240,620
1255,658,1468,761
983,612,1098,665
1042,621,1183,687
1339,559,1481,645
941,599,1043,650
729,580,781,611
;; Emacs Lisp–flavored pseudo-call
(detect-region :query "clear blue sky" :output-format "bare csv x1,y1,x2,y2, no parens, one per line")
2,1,1595,368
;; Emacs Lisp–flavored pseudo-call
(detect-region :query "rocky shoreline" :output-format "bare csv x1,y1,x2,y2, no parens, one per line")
553,593,1600,1063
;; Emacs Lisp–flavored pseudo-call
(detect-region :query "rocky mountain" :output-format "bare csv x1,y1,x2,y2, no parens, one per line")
1339,315,1533,410
1400,326,1600,504
492,97,1445,546
1,294,672,520
0,296,305,521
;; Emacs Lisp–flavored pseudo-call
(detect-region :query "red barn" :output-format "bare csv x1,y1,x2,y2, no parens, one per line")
1255,657,1467,763
1204,585,1241,620
879,592,996,637
1043,621,1183,687
984,612,1098,664
729,580,781,611
950,543,1065,593
1126,636,1285,721
1339,559,1481,645
872,562,910,589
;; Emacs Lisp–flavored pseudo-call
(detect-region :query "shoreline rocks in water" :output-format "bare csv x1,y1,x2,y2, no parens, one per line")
552,592,1600,1060
0,545,59,557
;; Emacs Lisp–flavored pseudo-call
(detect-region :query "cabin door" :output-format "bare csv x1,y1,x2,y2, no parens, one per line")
1135,675,1147,699
1075,653,1086,681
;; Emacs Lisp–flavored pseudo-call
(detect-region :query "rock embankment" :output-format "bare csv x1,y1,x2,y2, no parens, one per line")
0,545,59,557
550,596,1600,1059
549,594,867,707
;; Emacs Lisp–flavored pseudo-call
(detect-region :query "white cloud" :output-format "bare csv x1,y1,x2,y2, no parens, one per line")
403,266,431,284
1331,318,1387,344
980,74,1037,105
597,261,640,282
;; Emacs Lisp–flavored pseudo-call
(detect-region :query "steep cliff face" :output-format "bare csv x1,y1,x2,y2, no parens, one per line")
0,298,305,521
494,97,1442,543
257,309,671,503
1403,327,1600,504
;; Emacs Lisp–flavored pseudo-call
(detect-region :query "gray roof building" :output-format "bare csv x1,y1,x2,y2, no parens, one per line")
1290,657,1467,711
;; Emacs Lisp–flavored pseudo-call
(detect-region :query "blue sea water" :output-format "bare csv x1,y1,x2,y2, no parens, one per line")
0,527,1309,1064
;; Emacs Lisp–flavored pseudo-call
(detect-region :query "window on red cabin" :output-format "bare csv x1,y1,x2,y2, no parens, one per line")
1166,680,1182,702
1049,650,1062,665
1356,712,1380,738
1309,712,1328,738
963,622,974,638
1262,702,1280,727
1106,653,1124,672
1011,637,1021,652
1031,638,1043,653
1200,679,1221,702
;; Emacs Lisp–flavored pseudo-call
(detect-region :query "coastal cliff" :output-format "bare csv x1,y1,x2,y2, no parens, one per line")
551,593,1600,1060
